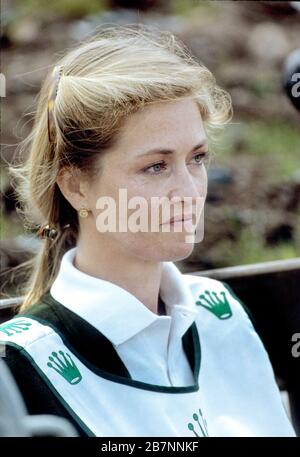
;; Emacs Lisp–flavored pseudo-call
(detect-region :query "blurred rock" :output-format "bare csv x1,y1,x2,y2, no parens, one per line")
0,31,12,49
2,184,18,215
239,1,299,22
265,222,294,245
9,18,40,45
266,178,300,212
207,167,235,203
0,238,36,298
70,9,186,42
208,167,235,185
290,2,300,13
108,0,170,13
185,20,249,68
0,236,40,271
247,22,291,64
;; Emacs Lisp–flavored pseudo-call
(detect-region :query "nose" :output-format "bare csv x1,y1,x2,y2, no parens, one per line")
165,166,207,225
168,164,207,204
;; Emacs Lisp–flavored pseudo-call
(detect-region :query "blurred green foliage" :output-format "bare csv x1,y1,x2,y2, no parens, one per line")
214,222,300,267
15,0,106,19
172,0,218,17
13,0,218,20
217,119,300,181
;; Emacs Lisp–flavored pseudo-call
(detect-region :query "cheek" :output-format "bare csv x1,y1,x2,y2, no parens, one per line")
91,176,125,211
193,168,208,205
125,183,159,220
201,175,208,198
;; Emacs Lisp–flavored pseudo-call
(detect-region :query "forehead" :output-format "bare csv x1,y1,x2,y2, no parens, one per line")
109,98,207,160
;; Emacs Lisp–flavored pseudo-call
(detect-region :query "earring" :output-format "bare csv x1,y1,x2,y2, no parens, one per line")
78,207,89,218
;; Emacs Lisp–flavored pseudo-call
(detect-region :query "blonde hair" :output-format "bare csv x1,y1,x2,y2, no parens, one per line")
8,23,232,313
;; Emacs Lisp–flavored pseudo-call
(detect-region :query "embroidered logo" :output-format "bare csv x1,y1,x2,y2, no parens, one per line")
47,350,82,385
0,319,32,336
196,290,232,319
188,407,209,437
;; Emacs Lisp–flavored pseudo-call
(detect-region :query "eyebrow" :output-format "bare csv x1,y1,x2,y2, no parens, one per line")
138,141,208,157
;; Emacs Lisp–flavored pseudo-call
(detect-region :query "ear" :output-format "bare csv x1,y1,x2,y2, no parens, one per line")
56,167,89,211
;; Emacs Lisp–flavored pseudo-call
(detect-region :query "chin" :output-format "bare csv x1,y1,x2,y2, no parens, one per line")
159,239,195,262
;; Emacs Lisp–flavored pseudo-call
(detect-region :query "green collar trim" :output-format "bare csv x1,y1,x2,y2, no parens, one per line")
16,299,201,394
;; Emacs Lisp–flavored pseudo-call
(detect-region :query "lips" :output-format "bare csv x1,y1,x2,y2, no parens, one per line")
164,214,194,224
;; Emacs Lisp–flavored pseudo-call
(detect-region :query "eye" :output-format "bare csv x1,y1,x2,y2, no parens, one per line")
142,161,167,175
142,151,210,175
192,151,209,166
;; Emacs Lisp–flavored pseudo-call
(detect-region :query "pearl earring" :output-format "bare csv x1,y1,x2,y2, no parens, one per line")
78,207,89,218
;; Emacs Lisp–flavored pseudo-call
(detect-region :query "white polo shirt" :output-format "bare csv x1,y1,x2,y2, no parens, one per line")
0,247,296,436
50,247,199,387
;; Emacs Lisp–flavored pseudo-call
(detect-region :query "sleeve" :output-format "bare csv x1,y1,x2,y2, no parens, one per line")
3,345,88,437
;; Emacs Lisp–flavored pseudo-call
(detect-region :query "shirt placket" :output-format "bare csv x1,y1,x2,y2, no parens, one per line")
166,305,198,386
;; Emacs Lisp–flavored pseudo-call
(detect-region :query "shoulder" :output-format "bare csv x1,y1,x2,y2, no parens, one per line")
183,273,256,328
2,340,88,437
0,294,63,352
0,309,60,415
183,273,275,372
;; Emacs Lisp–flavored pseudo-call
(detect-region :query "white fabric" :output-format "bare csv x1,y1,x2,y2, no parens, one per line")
0,248,297,437
50,247,198,386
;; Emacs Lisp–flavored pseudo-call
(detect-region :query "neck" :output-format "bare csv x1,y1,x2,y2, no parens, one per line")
74,236,163,315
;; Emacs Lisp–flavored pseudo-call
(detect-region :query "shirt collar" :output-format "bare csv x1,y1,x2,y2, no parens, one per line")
50,247,198,345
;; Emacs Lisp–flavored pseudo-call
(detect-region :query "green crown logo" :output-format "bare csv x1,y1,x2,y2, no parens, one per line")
47,350,82,385
0,319,32,337
196,290,232,319
187,407,209,437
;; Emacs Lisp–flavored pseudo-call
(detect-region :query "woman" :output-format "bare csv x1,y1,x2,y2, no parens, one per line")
0,24,296,437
